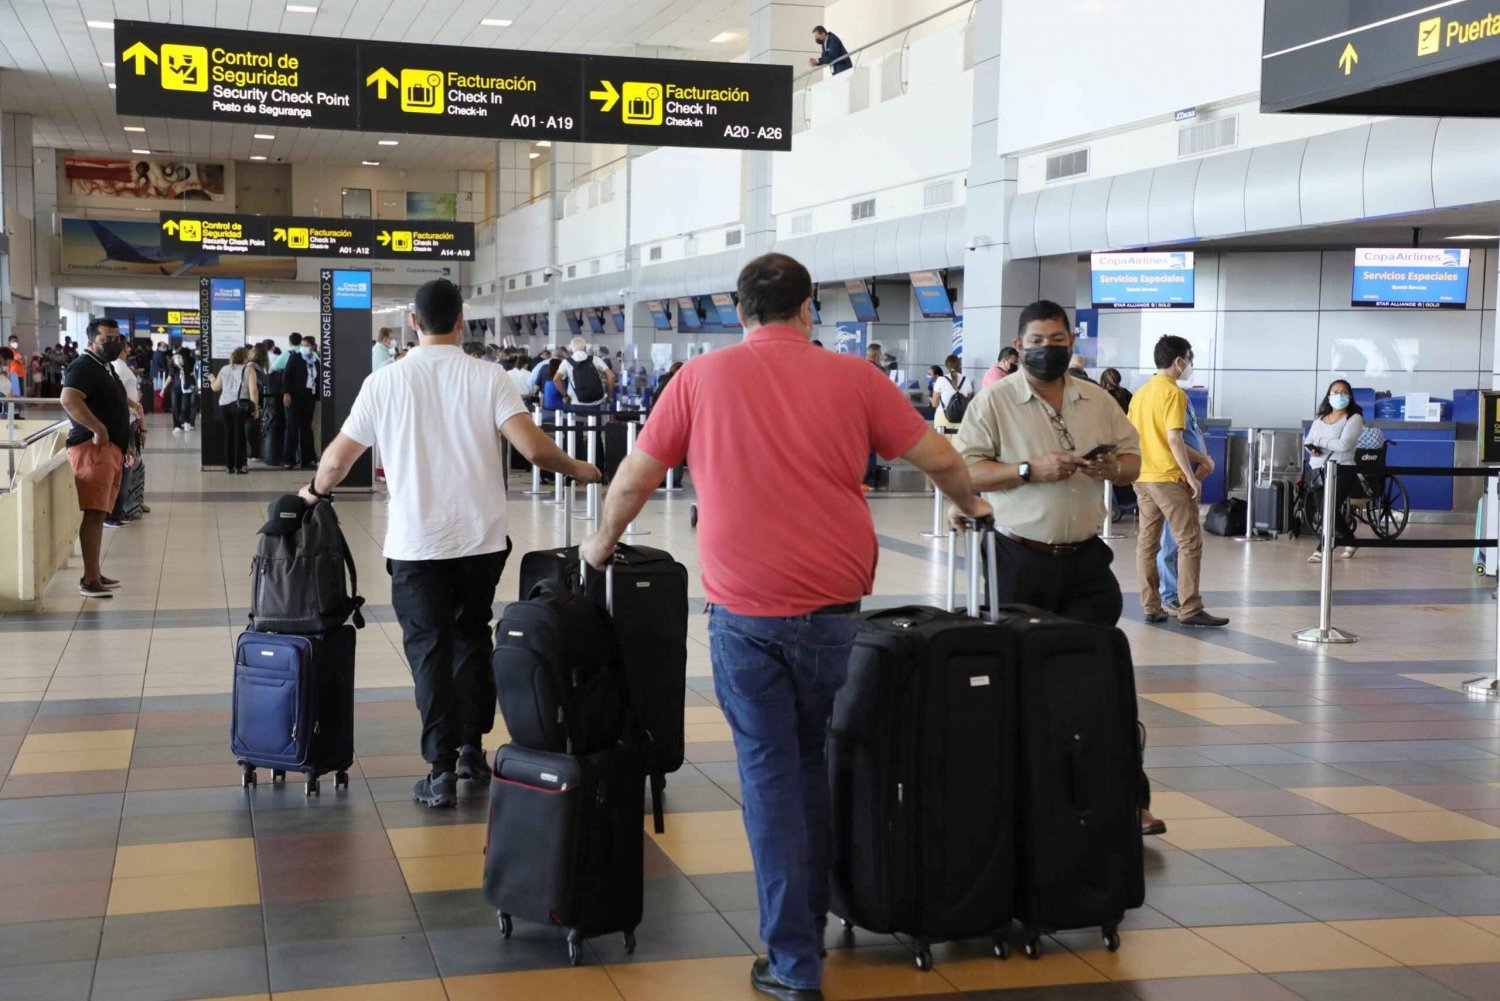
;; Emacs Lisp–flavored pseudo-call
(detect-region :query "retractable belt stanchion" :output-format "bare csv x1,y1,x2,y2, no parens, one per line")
920,426,956,539
623,415,651,537
1293,461,1358,645
566,411,579,511
552,414,566,506
1468,468,1500,698
1101,480,1124,540
578,412,599,521
1236,427,1265,543
524,404,548,496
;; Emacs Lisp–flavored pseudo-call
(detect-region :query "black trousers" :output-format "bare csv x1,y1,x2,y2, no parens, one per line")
284,396,316,467
1313,465,1360,549
388,545,511,773
172,388,196,428
264,396,285,466
991,535,1148,809
221,403,248,471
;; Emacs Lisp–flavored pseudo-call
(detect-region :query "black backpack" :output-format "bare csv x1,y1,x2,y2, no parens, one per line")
942,374,969,424
570,356,606,404
249,501,365,633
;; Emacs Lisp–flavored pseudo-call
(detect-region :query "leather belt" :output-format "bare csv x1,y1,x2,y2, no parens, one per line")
998,529,1089,557
811,601,861,616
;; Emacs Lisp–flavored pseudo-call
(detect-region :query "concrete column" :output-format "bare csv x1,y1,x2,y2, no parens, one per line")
1,113,39,354
963,0,1047,385
495,140,532,216
746,1,823,253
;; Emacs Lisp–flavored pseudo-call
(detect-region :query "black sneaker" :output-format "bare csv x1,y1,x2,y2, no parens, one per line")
79,579,114,598
456,745,492,784
99,576,121,591
412,771,457,808
103,518,127,528
751,958,823,1000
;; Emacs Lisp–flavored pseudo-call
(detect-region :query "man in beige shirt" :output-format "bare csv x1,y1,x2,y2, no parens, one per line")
954,299,1165,837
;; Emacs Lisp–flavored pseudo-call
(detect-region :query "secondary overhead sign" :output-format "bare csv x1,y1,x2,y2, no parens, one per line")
114,19,792,151
1262,0,1500,115
160,212,474,262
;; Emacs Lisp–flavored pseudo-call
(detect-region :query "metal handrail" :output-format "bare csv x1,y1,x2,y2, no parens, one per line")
792,0,973,85
0,418,69,451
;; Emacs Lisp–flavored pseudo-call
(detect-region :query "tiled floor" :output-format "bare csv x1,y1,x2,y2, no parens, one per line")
2,416,1499,999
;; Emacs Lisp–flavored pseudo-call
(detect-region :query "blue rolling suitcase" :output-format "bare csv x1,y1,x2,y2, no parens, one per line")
231,626,356,795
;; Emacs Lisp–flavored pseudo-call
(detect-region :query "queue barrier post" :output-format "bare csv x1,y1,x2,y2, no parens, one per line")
566,412,579,511
1293,461,1358,645
524,404,548,496
1467,468,1500,699
1236,427,1266,543
1100,480,1124,541
551,414,567,506
578,412,600,521
623,416,651,537
920,426,956,540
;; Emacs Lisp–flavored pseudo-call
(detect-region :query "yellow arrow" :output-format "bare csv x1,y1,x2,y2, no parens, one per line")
377,231,391,246
122,41,158,75
365,67,398,99
1338,42,1358,75
161,219,180,235
590,80,619,113
273,228,287,241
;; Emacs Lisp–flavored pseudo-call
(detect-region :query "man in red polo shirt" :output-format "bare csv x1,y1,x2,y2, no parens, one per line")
581,253,988,1000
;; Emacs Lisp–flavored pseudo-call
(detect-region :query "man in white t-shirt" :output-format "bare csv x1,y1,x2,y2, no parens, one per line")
503,348,533,400
554,335,615,409
302,279,602,808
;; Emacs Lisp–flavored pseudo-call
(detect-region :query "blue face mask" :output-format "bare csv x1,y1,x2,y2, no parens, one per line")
1329,393,1350,411
302,346,315,358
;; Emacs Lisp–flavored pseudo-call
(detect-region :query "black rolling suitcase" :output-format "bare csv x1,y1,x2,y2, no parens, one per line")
230,625,356,794
1253,480,1293,535
517,479,688,831
828,526,1015,971
483,741,644,965
994,605,1145,958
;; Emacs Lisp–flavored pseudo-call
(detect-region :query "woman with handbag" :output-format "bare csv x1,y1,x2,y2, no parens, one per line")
246,344,271,463
211,346,259,474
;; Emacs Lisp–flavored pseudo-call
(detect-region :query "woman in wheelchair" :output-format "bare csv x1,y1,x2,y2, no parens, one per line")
1304,379,1364,563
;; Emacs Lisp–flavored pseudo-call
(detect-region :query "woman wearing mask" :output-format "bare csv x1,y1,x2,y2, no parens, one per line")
930,353,973,431
211,347,258,474
1304,379,1364,563
170,348,198,433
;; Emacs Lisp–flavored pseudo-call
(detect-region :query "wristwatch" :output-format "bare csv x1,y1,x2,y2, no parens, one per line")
1018,462,1032,483
307,478,334,501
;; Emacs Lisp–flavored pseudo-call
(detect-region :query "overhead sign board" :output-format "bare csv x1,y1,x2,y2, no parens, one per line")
1090,252,1196,309
159,212,474,262
114,20,791,151
1262,0,1500,115
1351,247,1470,309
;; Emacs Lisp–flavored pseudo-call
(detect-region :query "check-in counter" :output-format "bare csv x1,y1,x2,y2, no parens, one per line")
0,419,81,611
1200,419,1234,505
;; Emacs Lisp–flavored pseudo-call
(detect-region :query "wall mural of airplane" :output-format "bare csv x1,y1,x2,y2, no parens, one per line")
85,219,220,277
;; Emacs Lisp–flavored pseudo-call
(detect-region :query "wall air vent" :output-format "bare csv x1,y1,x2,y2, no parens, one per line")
567,265,577,278
924,180,955,207
725,228,742,247
1044,148,1089,182
590,259,601,275
507,278,517,291
791,213,812,234
649,246,663,261
851,198,876,222
1179,115,1238,157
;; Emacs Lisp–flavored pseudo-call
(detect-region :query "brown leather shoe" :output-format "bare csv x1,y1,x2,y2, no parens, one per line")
1140,808,1167,837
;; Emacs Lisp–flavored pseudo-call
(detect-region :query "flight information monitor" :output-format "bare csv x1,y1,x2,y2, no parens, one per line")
1351,247,1469,308
1091,252,1195,308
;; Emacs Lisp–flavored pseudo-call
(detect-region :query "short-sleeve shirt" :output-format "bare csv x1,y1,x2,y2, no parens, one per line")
340,344,529,561
636,324,929,616
62,353,132,450
1128,374,1189,483
954,374,1141,545
558,354,611,405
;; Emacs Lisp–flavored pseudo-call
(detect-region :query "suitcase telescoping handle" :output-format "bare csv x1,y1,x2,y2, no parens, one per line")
946,516,1000,623
563,470,615,612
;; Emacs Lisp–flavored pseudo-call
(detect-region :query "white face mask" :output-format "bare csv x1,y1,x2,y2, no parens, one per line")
1177,360,1194,384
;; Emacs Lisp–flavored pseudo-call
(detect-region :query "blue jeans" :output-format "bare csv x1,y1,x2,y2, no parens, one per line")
1158,523,1180,606
708,606,860,990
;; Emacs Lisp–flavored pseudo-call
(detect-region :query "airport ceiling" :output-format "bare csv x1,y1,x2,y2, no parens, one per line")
0,0,745,168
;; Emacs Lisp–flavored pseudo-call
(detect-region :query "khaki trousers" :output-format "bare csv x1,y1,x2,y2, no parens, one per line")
1135,481,1204,618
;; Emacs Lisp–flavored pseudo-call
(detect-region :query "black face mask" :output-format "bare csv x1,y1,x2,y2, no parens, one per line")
1022,345,1071,382
96,339,124,362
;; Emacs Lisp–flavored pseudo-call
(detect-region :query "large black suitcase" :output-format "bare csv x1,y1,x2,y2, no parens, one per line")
828,530,1015,971
994,606,1145,958
230,625,356,795
519,543,688,831
483,743,643,965
1253,481,1293,535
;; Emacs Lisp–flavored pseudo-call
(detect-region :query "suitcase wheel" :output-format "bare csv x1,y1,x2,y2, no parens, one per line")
689,504,698,528
840,919,853,930
1023,936,1042,960
1103,928,1121,952
622,929,636,955
305,776,320,797
497,912,513,939
566,929,582,967
914,946,933,972
335,771,349,789
239,764,256,788
993,936,1011,960
272,769,286,783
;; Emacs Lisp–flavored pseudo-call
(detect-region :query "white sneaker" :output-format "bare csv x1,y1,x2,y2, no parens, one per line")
171,427,183,435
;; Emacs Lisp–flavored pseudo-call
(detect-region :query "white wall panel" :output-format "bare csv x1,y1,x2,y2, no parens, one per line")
557,197,626,268
1299,127,1369,226
1068,179,1112,253
1147,161,1201,245
1363,119,1438,218
1221,252,1322,312
629,147,742,247
1243,139,1306,234
1432,119,1500,207
1104,171,1152,249
1008,191,1039,259
1193,150,1251,238
496,200,551,277
1032,184,1075,256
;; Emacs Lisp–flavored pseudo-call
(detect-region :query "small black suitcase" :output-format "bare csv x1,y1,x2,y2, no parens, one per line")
828,528,1015,970
483,742,644,965
994,606,1145,958
1253,481,1292,535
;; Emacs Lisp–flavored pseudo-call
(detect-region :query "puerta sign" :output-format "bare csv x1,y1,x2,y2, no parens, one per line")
160,212,474,262
114,20,792,151
1262,0,1500,116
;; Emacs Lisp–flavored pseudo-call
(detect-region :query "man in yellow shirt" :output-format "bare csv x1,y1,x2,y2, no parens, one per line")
1127,336,1228,628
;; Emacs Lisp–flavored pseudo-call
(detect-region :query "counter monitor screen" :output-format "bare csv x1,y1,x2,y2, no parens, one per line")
1352,248,1469,309
586,311,605,335
565,312,583,338
1091,252,1195,308
910,271,955,318
676,296,702,332
647,300,672,330
845,279,880,322
609,304,626,333
710,292,741,327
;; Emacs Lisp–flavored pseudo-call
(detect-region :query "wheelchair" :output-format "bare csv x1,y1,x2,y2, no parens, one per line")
1298,440,1410,541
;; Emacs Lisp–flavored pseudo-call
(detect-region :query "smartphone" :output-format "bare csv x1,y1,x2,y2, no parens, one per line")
1083,443,1117,460
1305,444,1322,455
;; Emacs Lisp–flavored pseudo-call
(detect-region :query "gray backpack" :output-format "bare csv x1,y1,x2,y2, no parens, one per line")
249,501,365,633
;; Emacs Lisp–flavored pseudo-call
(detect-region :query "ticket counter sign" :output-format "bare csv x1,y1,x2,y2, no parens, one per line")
161,212,474,262
115,20,359,130
1090,252,1196,309
582,55,791,150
